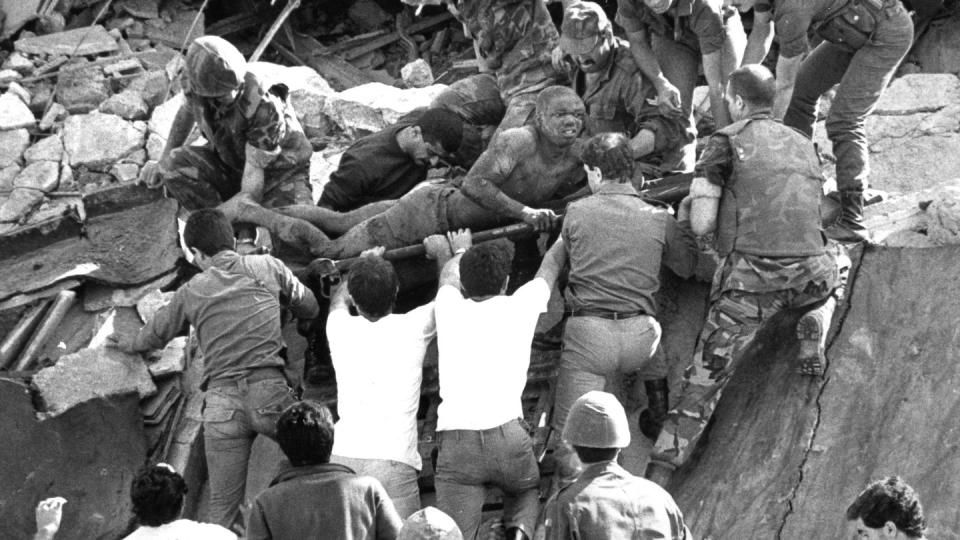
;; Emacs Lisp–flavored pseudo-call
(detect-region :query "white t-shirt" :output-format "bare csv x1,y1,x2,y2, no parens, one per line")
435,278,551,431
328,302,436,470
122,519,236,540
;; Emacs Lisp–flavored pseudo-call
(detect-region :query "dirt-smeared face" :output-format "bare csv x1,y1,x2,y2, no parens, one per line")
538,94,585,147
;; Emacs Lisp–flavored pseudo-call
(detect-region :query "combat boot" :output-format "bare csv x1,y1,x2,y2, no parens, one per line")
825,190,869,243
637,378,670,442
796,297,837,377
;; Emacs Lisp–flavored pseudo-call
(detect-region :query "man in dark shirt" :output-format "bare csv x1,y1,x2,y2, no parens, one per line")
550,132,699,482
247,401,403,540
729,0,914,241
109,209,319,531
318,108,466,212
558,1,694,176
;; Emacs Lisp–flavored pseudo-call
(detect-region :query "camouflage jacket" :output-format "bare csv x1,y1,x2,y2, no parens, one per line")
450,0,559,101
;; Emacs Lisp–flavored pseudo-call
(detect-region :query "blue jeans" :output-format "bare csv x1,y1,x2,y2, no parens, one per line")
783,0,913,192
202,374,296,529
331,455,421,519
435,419,540,539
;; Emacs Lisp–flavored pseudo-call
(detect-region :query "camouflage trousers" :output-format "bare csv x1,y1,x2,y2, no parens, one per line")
161,145,312,211
651,245,850,469
430,72,538,144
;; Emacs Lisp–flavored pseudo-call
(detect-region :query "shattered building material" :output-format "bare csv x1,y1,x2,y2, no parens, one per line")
12,289,76,371
0,129,31,168
323,82,447,135
63,111,147,169
15,25,119,57
0,91,37,130
0,299,51,370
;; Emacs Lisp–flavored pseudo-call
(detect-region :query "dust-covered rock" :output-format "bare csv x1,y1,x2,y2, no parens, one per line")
99,91,149,120
57,65,111,114
63,112,146,169
0,187,44,223
0,92,36,130
15,25,119,57
127,70,170,109
0,129,30,167
248,62,335,138
401,59,435,89
23,135,64,164
146,336,187,377
1,52,34,74
110,163,140,183
0,165,21,191
323,82,447,136
14,161,60,193
39,103,68,131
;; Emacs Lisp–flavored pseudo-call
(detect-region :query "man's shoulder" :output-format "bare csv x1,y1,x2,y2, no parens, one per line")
492,125,539,153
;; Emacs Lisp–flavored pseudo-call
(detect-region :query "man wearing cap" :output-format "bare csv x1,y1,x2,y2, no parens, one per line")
427,0,559,141
142,35,328,255
318,107,469,212
551,132,699,484
544,391,690,540
558,1,694,176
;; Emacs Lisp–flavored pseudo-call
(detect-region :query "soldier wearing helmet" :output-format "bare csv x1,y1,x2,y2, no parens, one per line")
543,391,690,540
143,35,328,256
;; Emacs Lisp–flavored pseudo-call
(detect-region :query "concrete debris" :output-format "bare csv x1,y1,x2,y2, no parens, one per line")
146,337,187,377
99,91,149,120
110,162,140,183
924,181,960,245
904,14,960,76
248,62,335,138
323,82,448,135
0,165,21,191
145,136,164,161
14,25,119,57
138,45,181,72
136,289,174,324
28,83,53,116
0,69,22,83
13,161,60,192
0,129,30,168
24,135,64,165
401,59,435,89
58,164,74,191
57,65,111,114
148,93,185,139
309,150,344,202
118,0,160,19
1,52,34,75
0,187,44,223
0,92,36,130
5,82,31,106
33,347,157,417
0,0,43,41
102,58,144,78
145,10,204,49
63,112,146,169
127,70,170,108
39,103,68,131
123,149,147,166
874,74,960,115
347,0,394,32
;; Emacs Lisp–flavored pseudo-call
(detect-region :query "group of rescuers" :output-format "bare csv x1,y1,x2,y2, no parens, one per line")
102,0,925,536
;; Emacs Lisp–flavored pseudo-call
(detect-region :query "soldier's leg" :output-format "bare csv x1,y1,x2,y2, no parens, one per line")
649,290,786,478
161,146,237,210
782,41,852,140
275,200,398,236
491,93,537,142
796,243,852,376
431,73,507,126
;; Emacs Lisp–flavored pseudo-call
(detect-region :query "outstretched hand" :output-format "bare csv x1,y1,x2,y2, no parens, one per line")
35,497,66,540
520,207,559,232
360,246,386,258
422,235,451,260
446,228,473,253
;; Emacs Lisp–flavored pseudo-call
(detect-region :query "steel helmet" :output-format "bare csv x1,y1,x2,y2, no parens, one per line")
183,36,246,97
562,391,631,449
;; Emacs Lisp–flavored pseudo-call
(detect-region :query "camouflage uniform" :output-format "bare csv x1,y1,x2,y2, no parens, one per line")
431,0,559,136
162,71,314,211
650,113,849,469
566,37,694,175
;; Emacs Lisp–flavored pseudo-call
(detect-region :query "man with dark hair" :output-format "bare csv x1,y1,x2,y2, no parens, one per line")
544,391,690,540
318,108,471,212
123,464,235,539
141,35,329,255
326,243,451,518
558,1,693,176
847,477,928,539
728,0,913,241
303,86,588,260
646,64,848,486
432,228,566,540
247,401,403,540
109,208,319,530
551,132,699,483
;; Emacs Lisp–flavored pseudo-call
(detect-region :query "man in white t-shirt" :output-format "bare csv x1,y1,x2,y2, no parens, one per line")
433,229,566,540
124,464,236,540
328,245,452,518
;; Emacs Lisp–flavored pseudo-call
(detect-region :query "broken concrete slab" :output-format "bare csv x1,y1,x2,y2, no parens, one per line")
57,65,110,114
401,59,434,89
39,102,68,131
63,112,146,169
127,70,170,109
118,0,160,19
110,162,140,183
146,336,187,377
23,135,64,165
148,92,184,138
6,82,31,105
81,273,177,312
0,165,21,191
309,150,344,203
0,92,36,130
13,161,60,192
323,82,448,135
99,91,149,120
0,0,42,40
248,62,335,137
15,25,119,57
102,58,143,78
0,378,145,540
0,129,30,168
874,73,960,115
0,69,21,84
137,289,174,324
59,164,74,191
923,180,960,245
0,187,43,223
1,52,35,75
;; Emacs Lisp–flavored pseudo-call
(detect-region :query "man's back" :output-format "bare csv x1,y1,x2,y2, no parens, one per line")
247,463,402,540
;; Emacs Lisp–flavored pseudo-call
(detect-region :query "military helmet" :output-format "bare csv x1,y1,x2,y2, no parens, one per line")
183,36,246,97
562,391,631,449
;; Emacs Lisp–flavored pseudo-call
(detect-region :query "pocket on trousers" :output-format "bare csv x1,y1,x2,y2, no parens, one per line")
248,379,295,436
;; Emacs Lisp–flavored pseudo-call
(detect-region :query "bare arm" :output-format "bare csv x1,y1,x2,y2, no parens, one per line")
436,229,473,289
702,50,731,127
626,29,681,113
773,54,803,119
629,129,657,159
158,103,196,165
742,10,774,66
535,235,567,289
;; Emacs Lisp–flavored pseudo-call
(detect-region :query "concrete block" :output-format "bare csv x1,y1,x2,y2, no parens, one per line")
15,25,119,57
0,92,36,130
323,82,448,136
99,91,149,120
1,52,34,74
13,161,59,192
23,134,64,164
146,336,187,377
0,128,29,167
0,164,21,191
401,59,434,89
0,186,43,223
63,112,146,170
137,289,174,323
39,102,68,131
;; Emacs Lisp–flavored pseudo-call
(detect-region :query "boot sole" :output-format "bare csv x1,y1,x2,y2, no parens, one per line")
796,313,825,372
